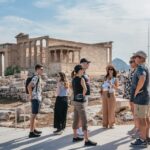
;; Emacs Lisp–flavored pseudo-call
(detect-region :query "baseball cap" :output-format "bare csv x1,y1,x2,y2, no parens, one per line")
80,58,91,64
74,65,83,73
133,51,147,59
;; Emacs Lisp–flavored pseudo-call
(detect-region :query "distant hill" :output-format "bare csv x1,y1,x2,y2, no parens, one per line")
112,58,130,72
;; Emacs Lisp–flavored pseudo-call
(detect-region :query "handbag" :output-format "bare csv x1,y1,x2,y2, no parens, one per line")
74,94,86,102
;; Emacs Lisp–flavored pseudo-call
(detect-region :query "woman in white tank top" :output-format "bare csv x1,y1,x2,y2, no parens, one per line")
100,64,118,128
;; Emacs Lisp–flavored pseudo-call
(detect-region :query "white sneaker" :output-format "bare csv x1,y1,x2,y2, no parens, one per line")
77,128,84,136
127,127,136,135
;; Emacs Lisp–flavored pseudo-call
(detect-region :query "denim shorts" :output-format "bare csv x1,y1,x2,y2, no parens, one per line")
31,99,41,114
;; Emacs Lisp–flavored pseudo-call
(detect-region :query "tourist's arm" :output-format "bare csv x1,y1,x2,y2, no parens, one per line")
27,76,38,100
113,78,119,90
28,82,34,100
64,80,69,89
134,75,145,97
81,78,87,96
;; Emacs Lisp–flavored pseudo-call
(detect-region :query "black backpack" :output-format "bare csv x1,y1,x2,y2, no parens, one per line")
25,75,39,94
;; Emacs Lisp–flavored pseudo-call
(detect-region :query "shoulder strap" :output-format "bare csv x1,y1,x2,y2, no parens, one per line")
36,77,39,92
32,75,39,92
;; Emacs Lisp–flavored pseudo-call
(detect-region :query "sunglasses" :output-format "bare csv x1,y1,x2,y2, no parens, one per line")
108,68,113,71
129,60,135,64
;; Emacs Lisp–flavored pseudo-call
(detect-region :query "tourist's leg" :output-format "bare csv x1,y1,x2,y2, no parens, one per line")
138,105,148,140
73,103,79,138
108,93,116,127
146,118,149,138
80,103,97,146
54,97,61,130
102,92,108,127
30,99,39,132
134,104,139,130
30,114,36,132
62,97,68,129
80,103,88,141
139,118,147,140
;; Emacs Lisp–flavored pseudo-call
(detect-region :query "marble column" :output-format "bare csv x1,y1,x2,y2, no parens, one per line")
40,40,43,64
109,47,112,63
28,41,31,67
66,50,69,63
23,43,26,68
46,39,49,64
0,53,2,76
54,50,57,62
72,51,75,63
78,50,80,62
60,50,63,62
2,53,4,77
34,41,37,65
49,50,51,62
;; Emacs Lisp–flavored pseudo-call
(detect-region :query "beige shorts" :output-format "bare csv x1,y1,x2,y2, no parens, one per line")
72,101,88,131
134,104,150,118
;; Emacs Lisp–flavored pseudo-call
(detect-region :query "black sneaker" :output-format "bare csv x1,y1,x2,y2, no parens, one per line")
85,140,97,146
131,138,148,148
73,137,84,142
34,129,42,135
147,137,150,145
29,132,41,138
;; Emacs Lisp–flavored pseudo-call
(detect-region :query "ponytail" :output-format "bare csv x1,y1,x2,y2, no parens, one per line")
71,70,76,78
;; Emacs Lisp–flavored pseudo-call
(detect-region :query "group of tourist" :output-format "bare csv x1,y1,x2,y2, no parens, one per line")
26,50,150,148
124,51,150,148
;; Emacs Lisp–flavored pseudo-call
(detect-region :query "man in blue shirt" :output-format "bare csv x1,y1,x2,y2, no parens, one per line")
131,51,150,148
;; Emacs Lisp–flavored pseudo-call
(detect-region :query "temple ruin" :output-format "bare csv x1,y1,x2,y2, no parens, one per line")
0,33,113,76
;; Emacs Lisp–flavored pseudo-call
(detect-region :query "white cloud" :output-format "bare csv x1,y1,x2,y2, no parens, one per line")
1,0,150,63
53,0,150,63
33,0,61,8
0,15,73,43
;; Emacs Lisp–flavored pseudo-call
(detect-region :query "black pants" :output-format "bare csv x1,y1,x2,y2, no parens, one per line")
54,96,68,130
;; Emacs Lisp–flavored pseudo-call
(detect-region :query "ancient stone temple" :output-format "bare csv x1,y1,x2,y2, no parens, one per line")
0,33,113,76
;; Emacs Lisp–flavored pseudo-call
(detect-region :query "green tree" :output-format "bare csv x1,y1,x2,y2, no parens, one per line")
5,65,21,76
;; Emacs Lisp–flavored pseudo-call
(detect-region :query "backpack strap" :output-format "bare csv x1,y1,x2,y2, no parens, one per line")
36,77,39,93
32,75,39,93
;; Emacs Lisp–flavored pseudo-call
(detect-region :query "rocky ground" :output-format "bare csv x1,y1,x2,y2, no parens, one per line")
0,98,133,128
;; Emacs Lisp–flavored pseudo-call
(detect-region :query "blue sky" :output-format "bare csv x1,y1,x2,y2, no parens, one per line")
0,0,150,63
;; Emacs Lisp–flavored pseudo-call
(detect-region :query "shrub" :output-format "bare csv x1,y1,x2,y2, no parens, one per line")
5,65,21,76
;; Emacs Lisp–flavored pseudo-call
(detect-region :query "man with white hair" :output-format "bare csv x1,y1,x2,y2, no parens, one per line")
130,51,150,148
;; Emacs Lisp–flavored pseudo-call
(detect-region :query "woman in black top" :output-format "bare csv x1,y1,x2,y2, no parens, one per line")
71,65,97,147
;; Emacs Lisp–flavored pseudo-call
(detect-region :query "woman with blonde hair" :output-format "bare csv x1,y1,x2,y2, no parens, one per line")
53,72,69,135
100,64,118,128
